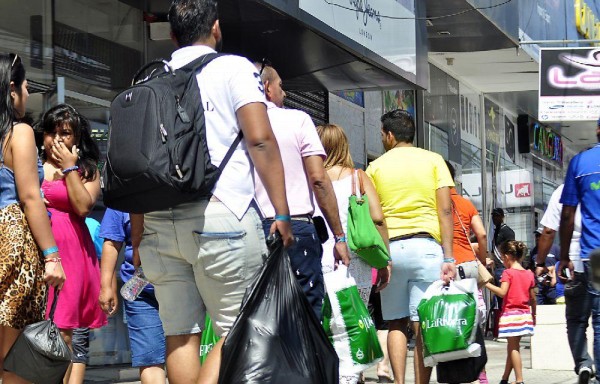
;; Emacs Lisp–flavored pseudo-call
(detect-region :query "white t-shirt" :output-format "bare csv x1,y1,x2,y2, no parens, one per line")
254,102,326,218
169,46,266,219
540,184,583,271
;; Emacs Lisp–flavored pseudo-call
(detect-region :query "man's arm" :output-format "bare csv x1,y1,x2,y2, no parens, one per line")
535,227,556,276
558,205,577,280
303,155,350,266
436,186,456,282
130,213,144,268
236,102,293,247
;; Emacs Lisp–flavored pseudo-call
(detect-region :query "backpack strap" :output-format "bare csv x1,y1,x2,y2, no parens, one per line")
218,131,244,174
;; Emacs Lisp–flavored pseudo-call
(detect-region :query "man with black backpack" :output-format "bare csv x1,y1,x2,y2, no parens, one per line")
127,1,293,383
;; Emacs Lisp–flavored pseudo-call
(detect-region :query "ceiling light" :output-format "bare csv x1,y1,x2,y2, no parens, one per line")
437,31,451,36
426,19,434,27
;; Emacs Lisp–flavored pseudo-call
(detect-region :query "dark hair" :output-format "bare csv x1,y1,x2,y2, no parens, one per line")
380,109,415,143
498,240,528,262
40,104,99,181
0,53,26,151
169,0,218,47
445,160,456,181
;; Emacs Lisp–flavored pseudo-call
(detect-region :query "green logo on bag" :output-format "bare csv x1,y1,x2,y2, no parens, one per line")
422,318,468,330
356,348,364,360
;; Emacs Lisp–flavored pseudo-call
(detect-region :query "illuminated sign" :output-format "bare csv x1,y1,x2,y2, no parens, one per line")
539,48,600,121
532,123,563,163
575,0,600,46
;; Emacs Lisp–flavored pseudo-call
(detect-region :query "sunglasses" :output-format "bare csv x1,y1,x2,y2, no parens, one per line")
259,57,272,77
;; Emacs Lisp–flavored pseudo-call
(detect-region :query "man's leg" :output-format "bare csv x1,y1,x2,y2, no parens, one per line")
141,204,207,384
566,271,594,375
192,202,267,384
388,318,409,384
412,321,432,384
166,334,201,384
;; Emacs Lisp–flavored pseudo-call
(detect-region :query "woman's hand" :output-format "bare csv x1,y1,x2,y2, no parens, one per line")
50,139,78,170
44,260,66,289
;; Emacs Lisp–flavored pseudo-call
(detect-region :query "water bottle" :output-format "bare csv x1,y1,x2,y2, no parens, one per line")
120,267,149,302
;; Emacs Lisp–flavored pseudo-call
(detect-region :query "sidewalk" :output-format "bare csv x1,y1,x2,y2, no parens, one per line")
83,339,580,384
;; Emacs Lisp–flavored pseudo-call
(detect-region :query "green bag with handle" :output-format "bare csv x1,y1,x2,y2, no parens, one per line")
417,279,480,367
200,315,220,365
323,265,383,376
347,170,390,269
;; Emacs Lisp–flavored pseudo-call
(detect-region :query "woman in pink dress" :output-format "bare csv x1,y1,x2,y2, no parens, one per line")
40,104,106,382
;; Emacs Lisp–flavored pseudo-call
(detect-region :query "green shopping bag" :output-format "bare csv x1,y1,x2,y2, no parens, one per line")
323,266,383,375
200,315,220,365
417,279,480,367
347,170,390,268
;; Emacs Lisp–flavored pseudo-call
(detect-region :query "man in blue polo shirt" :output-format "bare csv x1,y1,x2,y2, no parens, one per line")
559,120,600,384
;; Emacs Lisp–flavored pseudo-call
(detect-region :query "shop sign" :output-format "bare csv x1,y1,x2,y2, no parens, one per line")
484,98,501,153
539,47,600,121
575,0,600,45
299,0,416,76
532,123,563,164
500,169,534,208
460,90,481,148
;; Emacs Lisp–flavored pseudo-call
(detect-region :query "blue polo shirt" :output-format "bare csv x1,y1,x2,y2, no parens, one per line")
99,208,154,294
561,144,600,260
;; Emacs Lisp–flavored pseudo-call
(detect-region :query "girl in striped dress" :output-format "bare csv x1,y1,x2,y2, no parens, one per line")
486,240,536,384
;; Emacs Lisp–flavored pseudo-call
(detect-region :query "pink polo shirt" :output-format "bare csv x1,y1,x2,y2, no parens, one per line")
254,102,326,218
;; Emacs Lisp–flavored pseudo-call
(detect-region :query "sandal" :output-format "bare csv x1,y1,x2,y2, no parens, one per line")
378,375,394,383
499,380,509,384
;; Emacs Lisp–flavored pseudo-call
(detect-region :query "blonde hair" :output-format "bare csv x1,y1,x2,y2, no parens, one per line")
499,240,528,262
316,123,354,169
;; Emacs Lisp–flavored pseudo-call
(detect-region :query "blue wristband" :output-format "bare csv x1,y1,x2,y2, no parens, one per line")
443,258,455,263
42,246,59,257
62,165,79,175
335,234,347,243
274,214,291,222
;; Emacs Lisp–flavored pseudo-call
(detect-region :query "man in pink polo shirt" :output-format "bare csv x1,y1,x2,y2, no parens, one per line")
254,61,349,319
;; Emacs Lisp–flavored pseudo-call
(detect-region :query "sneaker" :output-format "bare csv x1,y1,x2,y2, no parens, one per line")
579,366,592,384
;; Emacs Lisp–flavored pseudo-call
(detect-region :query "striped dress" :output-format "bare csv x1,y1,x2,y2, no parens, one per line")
497,268,535,338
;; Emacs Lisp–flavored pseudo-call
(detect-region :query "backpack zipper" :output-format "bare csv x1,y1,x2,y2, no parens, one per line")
175,164,184,179
159,123,167,143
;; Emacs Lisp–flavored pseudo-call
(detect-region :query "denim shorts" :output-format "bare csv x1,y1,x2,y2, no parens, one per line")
141,200,267,337
124,293,166,367
381,237,443,321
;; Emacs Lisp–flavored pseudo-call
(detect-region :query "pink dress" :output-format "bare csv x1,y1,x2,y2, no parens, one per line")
42,179,106,329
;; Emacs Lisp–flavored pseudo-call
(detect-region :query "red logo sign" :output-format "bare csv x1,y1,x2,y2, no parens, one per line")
515,183,531,198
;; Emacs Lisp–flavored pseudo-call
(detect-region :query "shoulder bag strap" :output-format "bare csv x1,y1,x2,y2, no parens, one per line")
351,169,366,200
451,200,478,259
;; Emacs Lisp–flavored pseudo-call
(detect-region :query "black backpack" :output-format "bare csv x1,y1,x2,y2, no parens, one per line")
102,53,242,213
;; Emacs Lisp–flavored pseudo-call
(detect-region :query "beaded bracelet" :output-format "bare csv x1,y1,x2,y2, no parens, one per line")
44,257,61,263
274,214,291,222
62,165,79,175
42,246,59,257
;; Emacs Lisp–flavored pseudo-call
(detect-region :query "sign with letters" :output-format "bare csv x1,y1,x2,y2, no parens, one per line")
299,0,416,76
539,47,600,121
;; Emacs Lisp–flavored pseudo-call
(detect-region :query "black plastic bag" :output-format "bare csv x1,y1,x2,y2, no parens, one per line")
218,235,339,383
4,290,72,384
436,327,487,384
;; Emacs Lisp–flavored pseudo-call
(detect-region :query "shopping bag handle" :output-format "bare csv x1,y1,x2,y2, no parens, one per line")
48,289,60,321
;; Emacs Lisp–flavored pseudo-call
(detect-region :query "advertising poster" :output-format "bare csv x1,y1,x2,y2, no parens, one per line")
383,89,414,116
539,47,600,121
